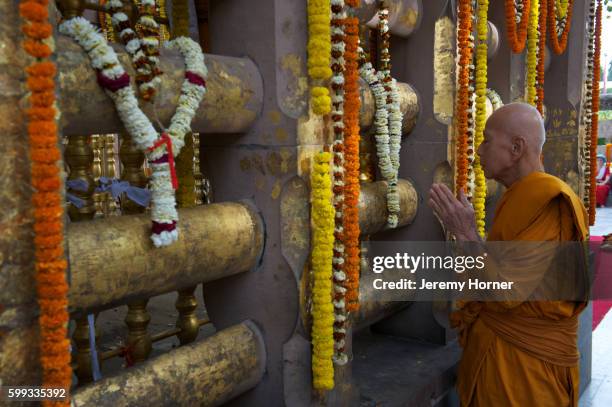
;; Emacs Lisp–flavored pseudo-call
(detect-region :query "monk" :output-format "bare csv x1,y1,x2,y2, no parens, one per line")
428,103,589,406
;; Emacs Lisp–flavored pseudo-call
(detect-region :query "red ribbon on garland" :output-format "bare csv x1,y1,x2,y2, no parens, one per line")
147,132,179,190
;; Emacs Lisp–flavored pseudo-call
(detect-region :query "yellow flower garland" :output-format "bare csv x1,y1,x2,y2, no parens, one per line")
473,0,489,237
310,152,335,390
307,0,332,115
555,0,569,18
526,0,539,105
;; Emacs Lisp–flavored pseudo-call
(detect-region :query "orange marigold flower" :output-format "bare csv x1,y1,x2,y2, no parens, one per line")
23,39,52,58
32,191,63,207
22,22,53,40
27,76,55,92
19,2,48,22
31,148,61,164
27,107,55,120
30,91,55,107
28,121,57,136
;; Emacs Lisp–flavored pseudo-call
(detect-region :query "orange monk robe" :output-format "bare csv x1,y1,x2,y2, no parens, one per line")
452,172,589,407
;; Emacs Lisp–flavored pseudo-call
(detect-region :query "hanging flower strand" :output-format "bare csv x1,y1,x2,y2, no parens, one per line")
455,0,474,195
106,0,163,101
589,0,602,226
536,0,548,114
19,0,72,403
329,0,348,366
525,0,539,105
473,0,489,237
59,17,207,246
310,151,335,391
548,0,574,54
504,0,531,53
307,0,332,115
466,25,477,199
581,0,596,212
376,0,402,228
343,16,361,313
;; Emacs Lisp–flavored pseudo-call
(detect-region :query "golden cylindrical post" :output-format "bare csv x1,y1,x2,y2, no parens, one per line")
72,316,95,384
359,81,420,134
175,287,200,345
65,134,96,221
358,179,419,235
119,133,148,215
67,203,264,312
125,299,152,363
72,321,266,407
104,134,119,215
91,135,105,217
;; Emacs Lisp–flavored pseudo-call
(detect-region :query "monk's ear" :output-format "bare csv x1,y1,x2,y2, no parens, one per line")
510,136,526,158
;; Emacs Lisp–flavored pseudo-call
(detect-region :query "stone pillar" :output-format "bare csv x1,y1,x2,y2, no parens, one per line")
0,0,42,388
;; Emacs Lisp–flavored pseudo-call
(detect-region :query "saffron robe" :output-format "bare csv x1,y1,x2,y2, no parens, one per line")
451,172,589,407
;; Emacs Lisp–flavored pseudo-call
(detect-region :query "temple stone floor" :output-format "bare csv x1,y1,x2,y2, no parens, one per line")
581,206,612,406
580,310,612,406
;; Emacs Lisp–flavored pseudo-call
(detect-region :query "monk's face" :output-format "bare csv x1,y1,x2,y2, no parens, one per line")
477,122,514,180
597,158,604,172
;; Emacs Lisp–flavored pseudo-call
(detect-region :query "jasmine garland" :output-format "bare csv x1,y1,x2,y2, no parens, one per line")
59,17,207,247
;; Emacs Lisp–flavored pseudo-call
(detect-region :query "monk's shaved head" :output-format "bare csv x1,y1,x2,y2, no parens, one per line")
486,103,546,154
477,102,546,187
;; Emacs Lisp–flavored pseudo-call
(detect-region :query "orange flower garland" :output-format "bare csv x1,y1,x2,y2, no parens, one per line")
536,0,548,114
343,17,361,312
548,0,574,54
455,0,474,195
20,0,72,403
505,0,531,53
589,0,602,226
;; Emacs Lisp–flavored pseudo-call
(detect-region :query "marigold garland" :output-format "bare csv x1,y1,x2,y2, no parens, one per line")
329,0,348,366
525,0,539,105
548,0,573,54
343,16,361,313
473,0,489,237
536,0,548,114
310,152,335,391
589,0,602,225
466,26,476,199
455,0,474,195
307,0,332,115
505,0,531,53
20,0,72,403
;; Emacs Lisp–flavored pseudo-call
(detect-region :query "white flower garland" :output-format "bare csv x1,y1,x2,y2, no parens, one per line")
486,88,503,111
375,3,403,228
330,0,348,367
59,17,207,247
